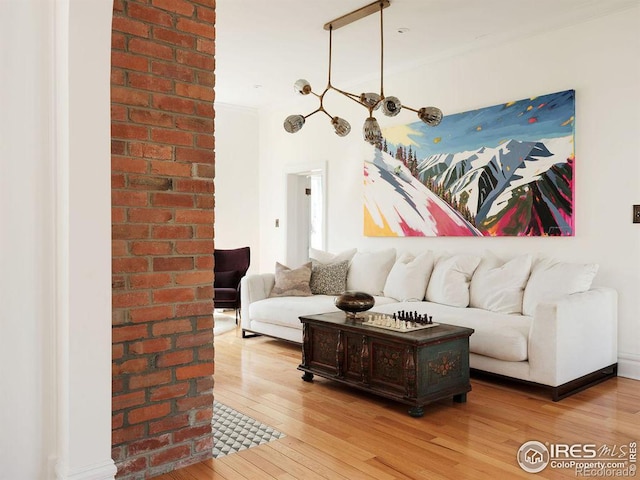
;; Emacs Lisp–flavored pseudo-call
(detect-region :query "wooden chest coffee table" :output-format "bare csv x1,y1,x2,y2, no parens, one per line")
298,311,474,417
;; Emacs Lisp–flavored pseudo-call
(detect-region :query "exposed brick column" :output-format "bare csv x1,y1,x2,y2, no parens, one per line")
110,0,215,478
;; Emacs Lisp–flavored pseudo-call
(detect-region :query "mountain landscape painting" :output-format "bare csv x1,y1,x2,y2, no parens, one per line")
364,89,575,237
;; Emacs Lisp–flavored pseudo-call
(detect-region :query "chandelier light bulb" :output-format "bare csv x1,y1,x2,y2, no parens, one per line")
360,92,382,110
417,107,443,127
294,79,312,95
332,117,351,137
362,117,382,144
381,96,402,117
283,114,305,133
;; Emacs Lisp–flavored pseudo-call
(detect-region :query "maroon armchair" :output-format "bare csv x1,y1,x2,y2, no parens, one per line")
214,247,250,322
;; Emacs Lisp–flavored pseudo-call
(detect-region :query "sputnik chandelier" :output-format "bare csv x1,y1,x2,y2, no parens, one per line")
283,0,442,144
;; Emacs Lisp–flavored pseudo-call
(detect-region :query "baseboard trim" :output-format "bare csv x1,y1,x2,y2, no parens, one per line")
56,459,117,480
618,353,640,380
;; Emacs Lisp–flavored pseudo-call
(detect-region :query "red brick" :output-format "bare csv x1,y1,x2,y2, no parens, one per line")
152,318,193,336
111,173,125,189
195,407,213,423
196,373,214,393
112,309,127,326
175,82,214,102
112,275,126,290
150,160,192,177
112,140,126,155
130,273,172,289
112,156,148,173
112,324,148,343
112,191,149,207
198,345,213,361
113,343,125,360
152,225,193,239
129,338,172,354
176,116,214,133
153,27,196,49
151,61,195,83
176,363,213,381
152,0,194,16
115,456,147,476
112,87,150,107
113,391,146,411
128,3,173,27
196,315,213,330
128,434,171,456
197,71,215,87
176,331,211,349
175,271,213,286
196,163,214,179
153,94,195,114
112,413,124,430
113,377,124,395
152,193,194,208
151,128,194,146
129,38,174,62
113,224,150,240
196,256,213,269
175,301,213,316
175,147,214,164
128,401,171,424
196,38,214,55
112,257,148,273
129,208,173,223
112,16,150,37
153,288,195,304
113,291,151,309
176,393,213,412
111,51,149,72
129,108,174,127
130,305,174,323
111,68,125,85
129,142,173,160
112,123,149,140
149,414,189,434
196,102,214,117
175,240,212,254
196,286,214,301
176,50,214,70
174,179,213,193
111,104,127,121
196,134,214,150
128,72,173,93
112,424,146,446
113,0,124,12
113,358,148,375
195,225,214,239
112,32,126,51
153,257,194,271
150,445,191,467
129,370,172,390
131,241,172,255
194,435,214,453
156,350,194,368
129,175,173,191
112,207,126,224
173,424,211,443
196,6,215,23
150,382,190,401
175,209,214,224
176,18,215,39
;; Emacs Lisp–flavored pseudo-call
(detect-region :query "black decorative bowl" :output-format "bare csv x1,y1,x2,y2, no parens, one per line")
335,291,375,319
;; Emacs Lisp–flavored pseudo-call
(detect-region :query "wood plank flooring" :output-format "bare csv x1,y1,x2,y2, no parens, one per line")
155,328,640,480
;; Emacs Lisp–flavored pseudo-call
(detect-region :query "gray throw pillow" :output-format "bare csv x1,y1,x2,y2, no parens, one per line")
310,260,348,295
269,262,313,297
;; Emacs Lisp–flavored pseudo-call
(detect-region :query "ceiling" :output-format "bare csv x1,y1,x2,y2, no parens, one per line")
214,0,638,110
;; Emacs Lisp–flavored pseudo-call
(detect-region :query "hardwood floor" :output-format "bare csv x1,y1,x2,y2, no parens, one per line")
155,328,639,480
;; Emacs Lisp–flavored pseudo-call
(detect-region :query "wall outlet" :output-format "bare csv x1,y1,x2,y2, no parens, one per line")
634,205,640,224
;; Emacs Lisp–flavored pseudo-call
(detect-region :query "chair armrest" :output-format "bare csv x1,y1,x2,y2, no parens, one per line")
528,287,618,386
240,274,275,329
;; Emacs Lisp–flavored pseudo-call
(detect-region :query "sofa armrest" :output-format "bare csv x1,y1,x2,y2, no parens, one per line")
240,273,275,329
528,287,618,386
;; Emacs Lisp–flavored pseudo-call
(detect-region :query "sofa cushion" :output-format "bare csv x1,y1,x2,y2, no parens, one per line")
383,251,434,301
309,247,357,264
374,301,531,362
310,260,349,295
470,253,532,314
426,254,481,307
522,258,599,316
347,249,396,296
269,262,312,297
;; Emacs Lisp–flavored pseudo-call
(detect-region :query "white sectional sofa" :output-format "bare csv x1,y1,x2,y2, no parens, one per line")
239,248,618,400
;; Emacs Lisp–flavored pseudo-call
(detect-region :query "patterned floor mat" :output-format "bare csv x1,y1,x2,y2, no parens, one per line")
213,401,286,458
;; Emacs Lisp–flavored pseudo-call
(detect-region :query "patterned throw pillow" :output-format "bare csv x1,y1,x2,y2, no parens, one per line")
269,262,313,297
310,260,349,295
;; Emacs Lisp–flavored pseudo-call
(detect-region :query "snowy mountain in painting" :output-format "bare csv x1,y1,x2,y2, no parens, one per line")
417,136,574,235
364,145,481,237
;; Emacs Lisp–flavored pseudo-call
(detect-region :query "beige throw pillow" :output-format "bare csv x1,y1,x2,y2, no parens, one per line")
269,262,313,297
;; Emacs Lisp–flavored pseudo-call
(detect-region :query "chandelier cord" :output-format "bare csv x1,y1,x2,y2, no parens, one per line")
379,1,384,99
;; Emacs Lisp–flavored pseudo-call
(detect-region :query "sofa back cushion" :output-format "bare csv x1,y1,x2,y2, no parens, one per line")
426,254,481,307
310,260,349,295
346,249,396,296
309,247,357,264
383,251,434,301
470,252,532,314
269,262,313,297
522,258,599,316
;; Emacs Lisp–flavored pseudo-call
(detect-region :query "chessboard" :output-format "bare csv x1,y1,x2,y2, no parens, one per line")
360,311,438,333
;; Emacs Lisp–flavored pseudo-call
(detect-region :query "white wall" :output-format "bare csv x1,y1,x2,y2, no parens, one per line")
0,0,115,479
257,8,640,378
214,104,261,273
